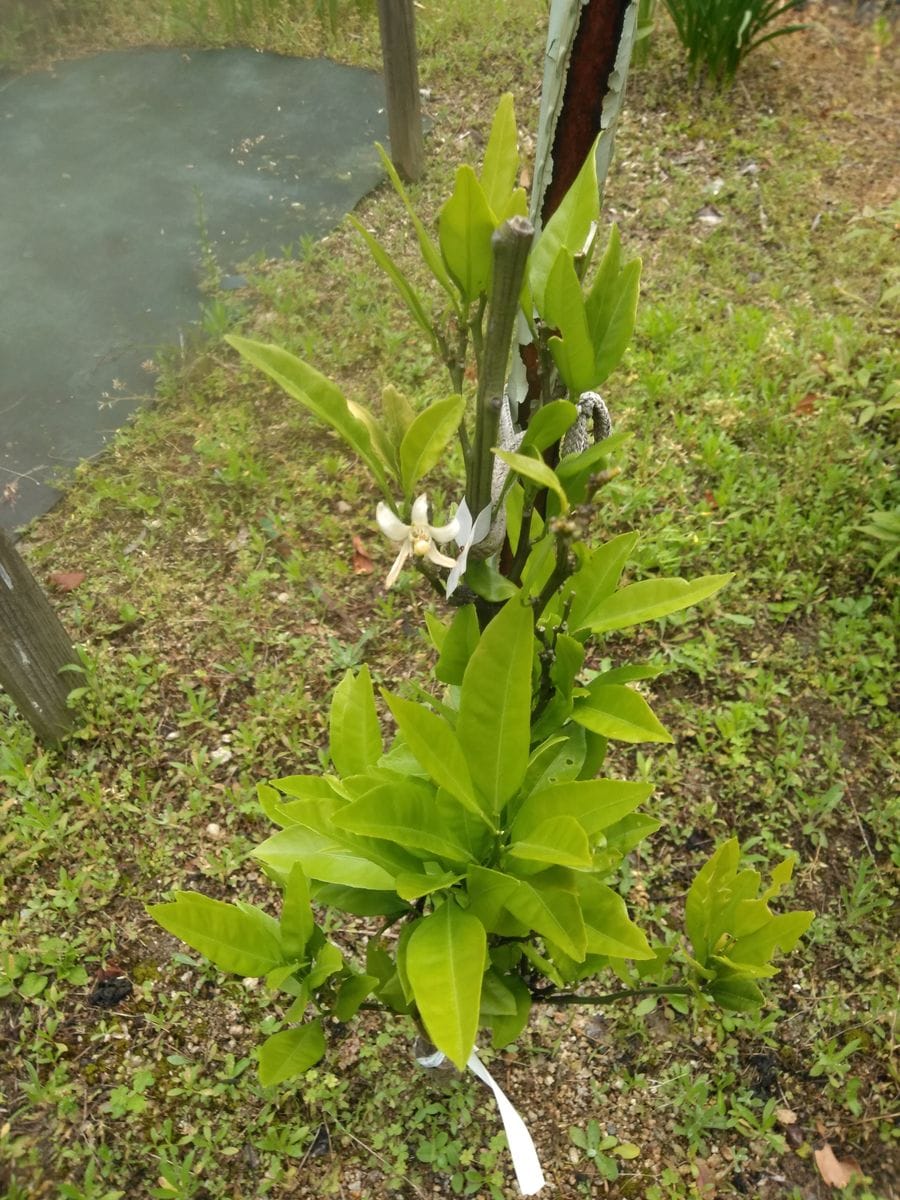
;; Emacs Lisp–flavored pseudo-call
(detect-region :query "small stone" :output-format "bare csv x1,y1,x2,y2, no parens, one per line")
206,822,223,838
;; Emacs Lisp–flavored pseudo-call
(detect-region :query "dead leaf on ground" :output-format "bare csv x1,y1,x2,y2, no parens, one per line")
48,570,86,592
352,535,374,575
814,1142,864,1188
695,1158,717,1198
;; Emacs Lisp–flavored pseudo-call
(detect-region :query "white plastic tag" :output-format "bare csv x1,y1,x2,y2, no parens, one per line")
416,1047,546,1195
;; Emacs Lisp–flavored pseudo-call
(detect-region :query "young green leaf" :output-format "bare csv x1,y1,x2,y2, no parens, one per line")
480,92,520,218
591,258,641,383
457,599,533,812
375,143,459,305
583,574,732,633
573,683,673,744
332,781,475,865
519,400,578,454
253,824,401,891
529,133,601,312
565,531,639,632
512,778,653,841
438,165,496,304
406,901,487,1069
149,892,285,977
434,603,480,685
489,973,532,1049
542,250,597,393
225,335,391,492
507,815,593,870
258,1021,326,1086
384,692,484,819
578,878,655,960
280,865,315,962
348,216,435,346
399,395,466,500
505,875,587,961
329,665,382,779
494,449,569,514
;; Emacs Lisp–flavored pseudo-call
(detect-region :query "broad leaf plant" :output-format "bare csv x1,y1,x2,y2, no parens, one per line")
151,96,812,1084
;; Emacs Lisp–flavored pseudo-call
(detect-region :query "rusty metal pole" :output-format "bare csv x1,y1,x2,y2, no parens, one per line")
0,529,78,744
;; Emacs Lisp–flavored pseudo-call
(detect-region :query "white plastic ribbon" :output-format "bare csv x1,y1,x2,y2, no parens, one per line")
417,1046,546,1195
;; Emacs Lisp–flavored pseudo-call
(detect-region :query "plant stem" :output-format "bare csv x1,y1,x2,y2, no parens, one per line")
466,217,534,517
531,985,694,1006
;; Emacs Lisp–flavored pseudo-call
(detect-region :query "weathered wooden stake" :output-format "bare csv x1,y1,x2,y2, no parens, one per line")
376,0,425,182
0,529,78,744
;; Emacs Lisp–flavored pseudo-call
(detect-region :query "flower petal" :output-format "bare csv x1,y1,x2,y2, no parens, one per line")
376,502,410,542
384,542,410,588
430,516,461,544
426,546,458,570
411,494,430,525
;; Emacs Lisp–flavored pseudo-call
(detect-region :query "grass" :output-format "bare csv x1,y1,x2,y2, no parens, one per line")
1,2,898,1198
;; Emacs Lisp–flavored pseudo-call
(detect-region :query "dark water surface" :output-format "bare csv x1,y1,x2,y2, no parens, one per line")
0,48,387,529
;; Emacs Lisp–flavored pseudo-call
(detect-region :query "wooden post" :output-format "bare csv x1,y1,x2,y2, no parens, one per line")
376,0,425,182
0,529,78,744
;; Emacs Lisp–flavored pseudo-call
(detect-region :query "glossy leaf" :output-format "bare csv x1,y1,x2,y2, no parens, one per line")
332,782,474,865
591,258,641,384
395,869,464,902
506,875,587,961
376,143,458,305
494,449,569,514
543,250,597,392
578,878,655,959
583,574,732,633
512,778,653,841
329,666,382,778
573,683,673,744
529,133,601,312
399,395,466,499
438,165,496,304
225,335,390,491
349,215,434,344
480,92,519,218
508,815,592,869
280,865,315,962
519,400,578,454
333,973,379,1022
384,692,483,818
489,973,532,1048
435,604,480,685
457,599,533,812
406,901,486,1069
258,1021,326,1086
253,824,398,891
381,383,418,452
566,531,639,632
150,892,284,977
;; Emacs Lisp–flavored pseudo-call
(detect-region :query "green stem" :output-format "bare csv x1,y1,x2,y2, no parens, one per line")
531,985,694,1007
467,217,534,517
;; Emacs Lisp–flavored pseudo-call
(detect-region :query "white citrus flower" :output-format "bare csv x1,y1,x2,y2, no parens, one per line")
375,494,461,588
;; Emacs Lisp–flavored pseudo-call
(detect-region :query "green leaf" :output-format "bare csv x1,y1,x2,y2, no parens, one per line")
258,1021,326,1086
512,778,653,841
253,825,399,891
578,878,654,960
506,875,587,961
435,604,480,685
280,865,315,962
384,692,484,819
519,728,587,801
520,400,578,454
457,599,533,812
543,250,597,393
480,92,519,217
381,384,418,452
333,973,379,1021
573,684,673,744
466,865,525,931
494,449,569,514
399,395,466,500
225,335,390,491
685,838,741,965
332,782,474,865
529,133,601,312
464,558,520,602
438,165,496,304
566,532,639,633
585,224,623,331
583,574,732,633
708,975,765,1012
395,869,464,901
406,901,486,1069
149,892,284,977
592,258,641,384
479,968,519,1016
329,666,382,778
376,143,459,306
489,974,532,1048
349,216,435,344
311,883,409,917
507,815,592,869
